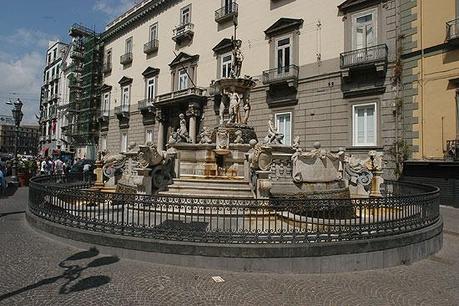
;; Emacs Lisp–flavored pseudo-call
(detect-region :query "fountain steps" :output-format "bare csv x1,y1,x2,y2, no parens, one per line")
159,178,254,199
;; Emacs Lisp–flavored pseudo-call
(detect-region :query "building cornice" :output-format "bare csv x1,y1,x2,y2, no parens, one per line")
102,0,176,43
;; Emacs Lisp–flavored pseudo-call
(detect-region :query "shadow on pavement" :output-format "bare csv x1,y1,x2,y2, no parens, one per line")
0,247,119,301
0,211,25,218
0,183,18,199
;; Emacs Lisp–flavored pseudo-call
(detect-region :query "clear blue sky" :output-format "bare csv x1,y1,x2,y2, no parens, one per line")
0,0,139,124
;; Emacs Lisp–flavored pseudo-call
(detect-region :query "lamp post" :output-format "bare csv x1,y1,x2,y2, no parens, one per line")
9,98,24,185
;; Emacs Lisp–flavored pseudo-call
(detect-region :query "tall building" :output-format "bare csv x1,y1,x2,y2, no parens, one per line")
61,24,103,160
99,0,399,177
39,41,69,157
399,0,459,203
0,124,40,156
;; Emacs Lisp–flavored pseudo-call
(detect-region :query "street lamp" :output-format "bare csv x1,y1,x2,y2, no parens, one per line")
7,98,23,185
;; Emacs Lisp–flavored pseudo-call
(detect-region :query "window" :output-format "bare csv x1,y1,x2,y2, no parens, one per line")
102,93,110,115
353,103,377,146
125,37,133,53
121,132,128,152
145,129,154,144
100,135,107,151
178,69,188,90
146,78,156,101
221,53,232,78
276,36,291,74
106,50,112,64
149,23,158,41
48,53,51,64
180,5,191,25
275,112,292,146
223,0,234,13
352,10,376,50
53,49,57,61
122,86,130,108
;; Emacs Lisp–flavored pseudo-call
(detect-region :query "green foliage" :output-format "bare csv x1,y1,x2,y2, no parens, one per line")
389,139,411,178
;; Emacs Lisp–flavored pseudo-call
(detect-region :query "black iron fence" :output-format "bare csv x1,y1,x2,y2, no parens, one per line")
29,175,440,244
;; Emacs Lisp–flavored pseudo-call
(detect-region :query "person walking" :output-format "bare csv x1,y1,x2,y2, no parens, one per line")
54,158,64,176
83,162,91,182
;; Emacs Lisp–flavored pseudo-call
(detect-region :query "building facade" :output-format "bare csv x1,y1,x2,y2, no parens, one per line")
99,0,399,177
39,41,69,157
0,124,40,156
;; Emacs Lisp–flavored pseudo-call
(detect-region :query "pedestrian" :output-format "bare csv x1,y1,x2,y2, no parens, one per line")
40,159,47,175
83,162,91,182
0,165,5,196
54,158,64,176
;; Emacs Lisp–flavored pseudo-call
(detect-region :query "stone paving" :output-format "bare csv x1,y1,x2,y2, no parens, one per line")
0,188,459,306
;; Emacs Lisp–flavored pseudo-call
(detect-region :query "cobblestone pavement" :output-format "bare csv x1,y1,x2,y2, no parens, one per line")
1,188,458,306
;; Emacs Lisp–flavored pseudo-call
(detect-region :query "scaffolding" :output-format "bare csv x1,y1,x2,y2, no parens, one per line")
65,24,102,156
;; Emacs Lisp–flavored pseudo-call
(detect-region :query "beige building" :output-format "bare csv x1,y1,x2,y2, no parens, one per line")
100,0,399,176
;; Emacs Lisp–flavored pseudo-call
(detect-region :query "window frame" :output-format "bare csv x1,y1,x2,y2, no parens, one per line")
275,111,292,146
274,34,293,71
121,85,130,107
102,92,110,114
149,23,158,41
121,132,128,153
105,49,112,64
125,37,133,54
178,69,189,90
100,134,107,151
351,8,377,50
352,102,377,147
180,5,192,25
146,77,156,102
220,52,233,78
145,128,154,144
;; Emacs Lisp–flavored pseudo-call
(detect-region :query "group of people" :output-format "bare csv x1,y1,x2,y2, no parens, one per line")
37,157,72,176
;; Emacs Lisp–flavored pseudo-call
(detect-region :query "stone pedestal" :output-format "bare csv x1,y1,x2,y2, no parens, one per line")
256,170,272,199
370,171,384,198
94,159,104,188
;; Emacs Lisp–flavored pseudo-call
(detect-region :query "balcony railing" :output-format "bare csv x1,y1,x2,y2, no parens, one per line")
172,23,194,42
120,52,133,65
70,50,84,60
157,87,205,103
446,139,459,161
262,65,299,85
340,44,388,69
215,2,238,23
143,39,159,54
446,18,459,43
114,104,130,114
102,62,112,73
138,98,155,110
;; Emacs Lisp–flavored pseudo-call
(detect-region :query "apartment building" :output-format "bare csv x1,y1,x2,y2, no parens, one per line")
99,0,399,175
39,41,69,156
0,124,40,156
399,0,459,204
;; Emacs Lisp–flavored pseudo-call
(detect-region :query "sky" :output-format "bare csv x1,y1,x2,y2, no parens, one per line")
0,0,141,125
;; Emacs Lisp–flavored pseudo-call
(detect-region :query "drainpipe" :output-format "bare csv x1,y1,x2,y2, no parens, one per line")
419,0,425,159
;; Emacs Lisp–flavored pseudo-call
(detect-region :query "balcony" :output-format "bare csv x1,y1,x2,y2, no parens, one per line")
70,50,84,60
263,65,299,108
215,3,238,23
172,23,194,44
114,104,130,128
144,39,159,54
446,139,459,161
340,44,388,71
98,109,110,131
262,65,299,86
157,87,206,107
138,99,156,125
102,62,112,74
446,18,459,46
120,52,133,65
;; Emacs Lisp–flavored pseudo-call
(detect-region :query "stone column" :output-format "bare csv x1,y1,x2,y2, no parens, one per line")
186,103,200,144
156,108,165,151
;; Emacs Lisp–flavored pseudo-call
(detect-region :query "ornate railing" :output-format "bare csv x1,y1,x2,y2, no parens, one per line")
172,23,194,41
114,104,129,114
262,65,299,85
138,99,155,110
215,2,238,23
29,175,440,244
143,39,159,54
446,139,459,160
340,44,388,69
120,52,133,65
102,62,112,73
447,18,459,42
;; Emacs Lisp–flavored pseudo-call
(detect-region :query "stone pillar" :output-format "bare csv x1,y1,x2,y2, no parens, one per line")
156,108,165,151
186,103,200,144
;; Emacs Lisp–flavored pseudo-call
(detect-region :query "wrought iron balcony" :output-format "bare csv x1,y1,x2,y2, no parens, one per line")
172,23,194,43
157,87,206,107
138,99,155,111
70,50,84,60
120,52,133,65
446,18,459,45
340,44,388,69
215,3,238,23
262,65,299,85
114,104,129,115
102,62,112,73
446,139,459,161
144,39,159,54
